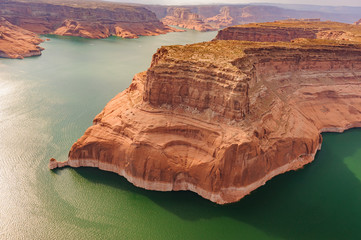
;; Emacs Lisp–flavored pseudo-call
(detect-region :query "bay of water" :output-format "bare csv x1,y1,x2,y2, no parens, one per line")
1,29,361,239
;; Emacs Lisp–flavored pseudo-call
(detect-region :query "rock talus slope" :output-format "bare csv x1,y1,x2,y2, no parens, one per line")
0,17,43,59
51,22,361,204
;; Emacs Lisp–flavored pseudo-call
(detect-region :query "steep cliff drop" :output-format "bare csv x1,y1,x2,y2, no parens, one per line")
0,0,179,39
0,17,43,59
50,21,361,204
161,8,216,32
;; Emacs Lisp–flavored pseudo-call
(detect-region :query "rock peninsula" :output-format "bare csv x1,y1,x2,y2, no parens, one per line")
0,17,43,59
50,21,361,204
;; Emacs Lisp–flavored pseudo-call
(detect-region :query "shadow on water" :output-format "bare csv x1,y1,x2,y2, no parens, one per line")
74,128,361,240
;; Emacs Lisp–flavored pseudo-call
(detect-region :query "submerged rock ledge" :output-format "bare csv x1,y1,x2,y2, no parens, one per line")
51,22,361,204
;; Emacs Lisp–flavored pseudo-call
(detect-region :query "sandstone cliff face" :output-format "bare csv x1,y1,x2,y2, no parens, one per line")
161,8,216,32
0,0,177,39
50,33,361,204
215,20,361,42
0,17,43,59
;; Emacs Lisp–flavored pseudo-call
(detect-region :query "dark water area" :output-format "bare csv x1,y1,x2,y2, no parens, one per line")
1,30,361,239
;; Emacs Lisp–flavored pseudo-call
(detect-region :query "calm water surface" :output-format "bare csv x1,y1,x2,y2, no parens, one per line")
1,30,361,239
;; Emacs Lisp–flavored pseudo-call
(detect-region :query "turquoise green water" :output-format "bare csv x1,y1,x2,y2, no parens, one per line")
1,30,361,239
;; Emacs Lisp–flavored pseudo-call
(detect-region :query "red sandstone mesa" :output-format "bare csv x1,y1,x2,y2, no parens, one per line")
0,0,179,39
50,21,361,204
0,17,43,59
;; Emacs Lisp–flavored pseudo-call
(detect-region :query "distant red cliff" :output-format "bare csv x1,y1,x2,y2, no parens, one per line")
0,0,179,39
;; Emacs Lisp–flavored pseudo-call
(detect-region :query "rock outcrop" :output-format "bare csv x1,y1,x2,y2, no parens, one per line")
215,20,361,42
50,21,361,204
146,4,359,31
356,19,361,25
161,8,216,32
0,17,43,59
0,0,178,39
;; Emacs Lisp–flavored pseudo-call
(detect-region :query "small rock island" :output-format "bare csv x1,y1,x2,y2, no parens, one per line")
50,20,361,204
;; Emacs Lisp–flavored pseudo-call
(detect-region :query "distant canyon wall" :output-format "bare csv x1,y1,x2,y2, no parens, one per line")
146,5,361,31
0,0,177,39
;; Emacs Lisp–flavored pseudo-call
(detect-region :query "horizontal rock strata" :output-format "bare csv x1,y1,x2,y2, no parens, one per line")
0,17,43,59
50,35,361,203
215,20,361,42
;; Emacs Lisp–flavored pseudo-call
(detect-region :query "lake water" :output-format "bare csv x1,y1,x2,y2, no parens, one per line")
1,30,361,239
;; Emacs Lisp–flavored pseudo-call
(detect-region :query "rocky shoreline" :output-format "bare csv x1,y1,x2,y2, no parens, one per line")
0,17,44,59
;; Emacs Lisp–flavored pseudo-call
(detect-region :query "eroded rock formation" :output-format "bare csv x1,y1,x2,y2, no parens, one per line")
50,21,361,204
215,20,361,42
356,19,361,25
0,0,178,39
0,17,43,59
161,8,216,32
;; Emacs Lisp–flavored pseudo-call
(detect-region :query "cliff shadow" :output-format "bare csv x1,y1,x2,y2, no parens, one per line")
74,128,361,240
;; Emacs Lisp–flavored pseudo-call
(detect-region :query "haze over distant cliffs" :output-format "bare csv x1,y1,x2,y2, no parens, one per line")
162,7,216,31
50,20,361,204
146,4,361,30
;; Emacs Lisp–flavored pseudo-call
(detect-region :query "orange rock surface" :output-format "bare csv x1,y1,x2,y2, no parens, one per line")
161,8,216,32
50,22,361,204
0,0,178,39
356,19,361,25
0,17,43,59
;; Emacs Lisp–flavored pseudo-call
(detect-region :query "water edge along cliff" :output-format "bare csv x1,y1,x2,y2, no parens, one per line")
50,21,361,204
